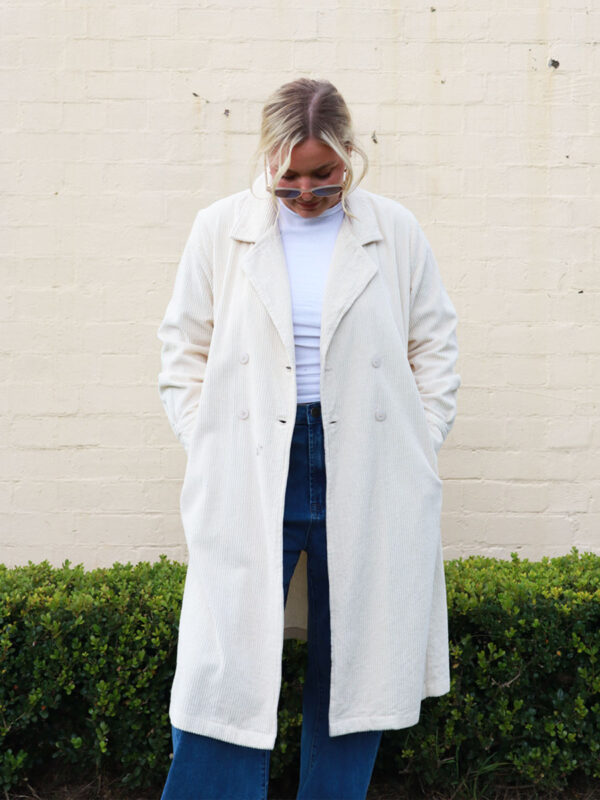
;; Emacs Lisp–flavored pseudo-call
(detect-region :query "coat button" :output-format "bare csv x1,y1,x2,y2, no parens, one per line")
371,356,381,368
240,352,249,364
238,408,249,419
375,409,386,421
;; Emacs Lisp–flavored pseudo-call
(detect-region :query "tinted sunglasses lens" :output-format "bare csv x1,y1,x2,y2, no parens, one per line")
312,185,342,197
274,188,300,198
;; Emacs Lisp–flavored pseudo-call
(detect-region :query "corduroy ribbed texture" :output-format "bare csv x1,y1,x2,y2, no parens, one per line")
157,178,460,749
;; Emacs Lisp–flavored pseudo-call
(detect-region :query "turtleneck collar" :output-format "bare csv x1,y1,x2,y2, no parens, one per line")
277,198,344,226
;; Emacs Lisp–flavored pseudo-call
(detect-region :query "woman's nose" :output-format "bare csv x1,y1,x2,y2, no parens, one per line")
298,178,313,199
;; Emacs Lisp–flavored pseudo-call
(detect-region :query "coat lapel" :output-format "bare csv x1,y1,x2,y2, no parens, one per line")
230,176,384,369
240,224,297,368
231,179,296,367
319,203,382,363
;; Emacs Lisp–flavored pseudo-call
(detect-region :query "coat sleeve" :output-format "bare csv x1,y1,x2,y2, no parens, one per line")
157,212,214,454
407,222,461,454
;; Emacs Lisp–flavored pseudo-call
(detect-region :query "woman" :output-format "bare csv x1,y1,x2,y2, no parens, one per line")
157,78,461,800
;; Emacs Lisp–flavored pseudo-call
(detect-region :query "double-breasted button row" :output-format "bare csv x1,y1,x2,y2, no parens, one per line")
238,410,291,423
239,353,249,419
237,406,384,422
240,353,294,375
373,355,384,419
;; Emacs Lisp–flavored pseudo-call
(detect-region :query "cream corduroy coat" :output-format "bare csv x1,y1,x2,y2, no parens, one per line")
157,177,461,750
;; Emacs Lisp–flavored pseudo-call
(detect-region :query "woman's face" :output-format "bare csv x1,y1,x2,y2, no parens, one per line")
268,138,346,218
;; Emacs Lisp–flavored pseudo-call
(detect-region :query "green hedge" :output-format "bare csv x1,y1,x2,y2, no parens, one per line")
1,549,599,797
372,548,600,797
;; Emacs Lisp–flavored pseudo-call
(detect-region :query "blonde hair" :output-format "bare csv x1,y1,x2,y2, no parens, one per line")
251,78,368,214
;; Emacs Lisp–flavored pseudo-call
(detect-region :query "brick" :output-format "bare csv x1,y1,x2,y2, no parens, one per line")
547,356,595,389
439,479,462,512
440,449,486,481
150,39,210,70
480,450,576,482
318,9,399,40
573,451,600,481
20,37,65,68
504,482,550,513
105,99,149,130
574,515,600,553
487,11,554,43
10,354,56,382
176,9,233,39
70,512,159,548
547,165,591,196
86,70,174,100
230,9,318,40
455,418,506,449
13,481,60,512
488,325,537,356
505,356,547,387
67,446,162,480
107,39,149,70
462,480,506,513
4,384,78,417
590,483,600,514
3,6,86,38
405,9,490,42
19,101,63,131
483,513,575,547
113,8,178,38
0,482,13,509
64,38,111,70
546,483,590,514
490,388,577,419
0,511,73,549
292,41,339,73
456,355,503,387
485,196,571,228
98,354,154,384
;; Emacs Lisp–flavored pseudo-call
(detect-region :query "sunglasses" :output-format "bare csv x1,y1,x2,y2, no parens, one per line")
272,184,343,199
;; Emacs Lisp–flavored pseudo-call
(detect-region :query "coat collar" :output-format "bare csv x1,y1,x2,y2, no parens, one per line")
230,174,383,247
231,174,384,370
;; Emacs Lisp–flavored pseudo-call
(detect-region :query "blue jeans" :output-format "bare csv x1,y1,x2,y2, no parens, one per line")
161,401,383,800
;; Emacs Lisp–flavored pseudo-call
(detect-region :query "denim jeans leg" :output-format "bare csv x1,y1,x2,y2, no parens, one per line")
294,403,383,800
282,406,313,604
160,724,270,800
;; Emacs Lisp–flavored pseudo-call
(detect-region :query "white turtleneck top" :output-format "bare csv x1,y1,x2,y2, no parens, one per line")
277,198,345,403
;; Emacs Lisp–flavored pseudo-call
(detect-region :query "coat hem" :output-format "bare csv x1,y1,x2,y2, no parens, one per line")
422,677,451,698
328,680,451,737
328,709,421,736
170,708,276,750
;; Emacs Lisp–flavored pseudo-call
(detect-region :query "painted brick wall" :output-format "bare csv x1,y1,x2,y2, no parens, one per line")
2,0,599,567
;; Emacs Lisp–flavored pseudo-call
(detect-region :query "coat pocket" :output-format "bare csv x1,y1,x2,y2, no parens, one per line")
404,364,441,479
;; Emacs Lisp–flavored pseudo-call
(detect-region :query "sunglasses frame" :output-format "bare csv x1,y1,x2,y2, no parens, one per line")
264,159,345,202
272,184,343,199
